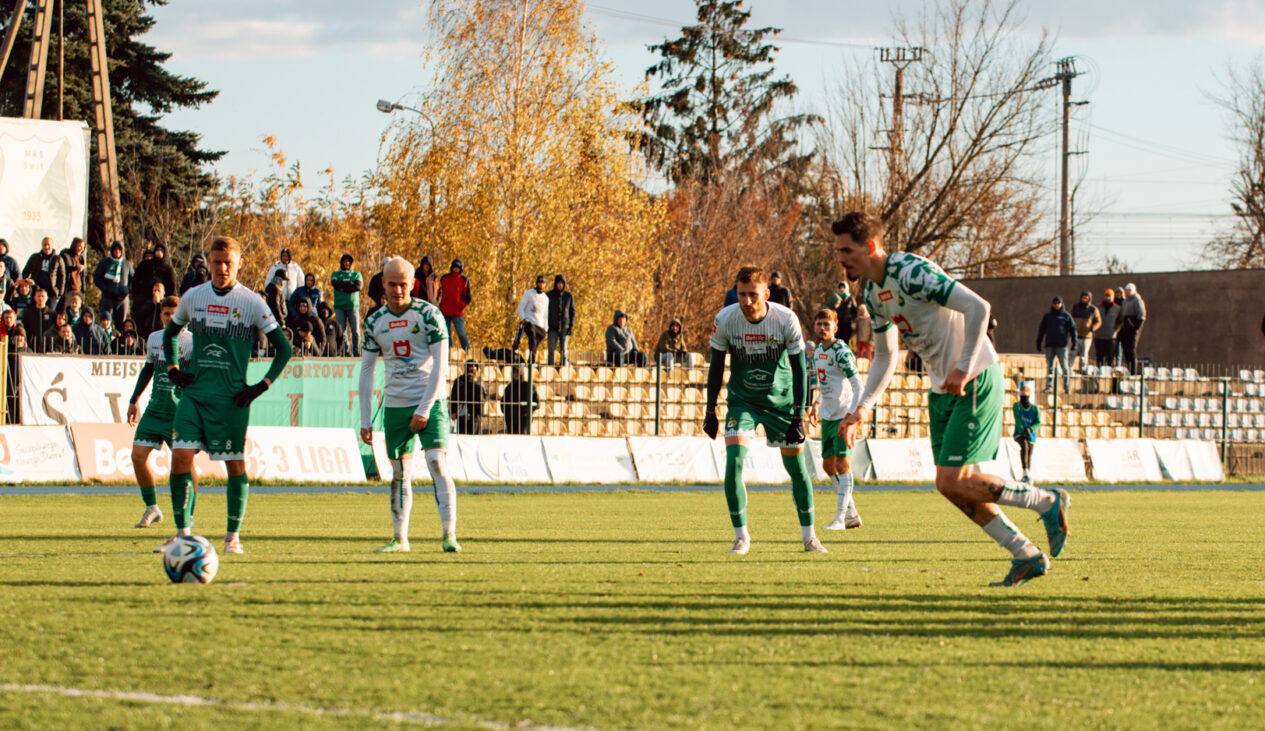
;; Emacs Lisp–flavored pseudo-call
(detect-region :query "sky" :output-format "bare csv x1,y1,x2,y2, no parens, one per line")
144,0,1265,274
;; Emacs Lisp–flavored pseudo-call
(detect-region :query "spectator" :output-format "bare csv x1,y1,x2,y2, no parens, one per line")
1036,296,1076,393
48,321,79,354
0,307,15,336
8,324,28,353
330,254,363,355
72,307,111,355
112,327,142,356
93,240,133,327
546,274,574,366
60,237,87,298
438,258,472,351
826,281,857,342
501,364,538,434
289,272,323,313
61,291,83,329
413,255,440,305
0,239,18,287
286,297,325,351
131,242,176,315
8,278,31,316
605,309,647,367
723,285,738,307
515,275,548,364
0,259,10,304
265,270,289,328
21,288,55,350
854,304,874,360
1119,282,1147,375
767,270,794,309
293,322,321,358
1012,382,1040,483
1095,288,1120,368
654,317,688,368
450,360,486,435
366,268,386,319
316,302,343,356
180,253,209,294
23,237,66,307
97,309,114,344
1070,290,1101,373
133,282,166,340
266,247,304,300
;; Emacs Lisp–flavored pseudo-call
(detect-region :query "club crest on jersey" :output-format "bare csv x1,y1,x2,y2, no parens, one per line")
878,290,894,302
231,308,241,320
207,304,230,315
389,320,408,329
411,323,420,334
394,340,411,357
744,333,766,342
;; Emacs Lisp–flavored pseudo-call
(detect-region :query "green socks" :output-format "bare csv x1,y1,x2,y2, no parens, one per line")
782,452,815,527
226,473,250,534
170,472,194,529
724,444,749,528
139,484,157,508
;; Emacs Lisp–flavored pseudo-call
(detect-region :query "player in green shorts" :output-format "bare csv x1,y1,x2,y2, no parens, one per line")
704,266,822,555
806,308,864,530
127,295,194,530
359,257,459,553
833,211,1070,587
160,236,293,556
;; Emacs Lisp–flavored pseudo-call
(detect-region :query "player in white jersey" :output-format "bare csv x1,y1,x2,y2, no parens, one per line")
705,266,823,555
126,296,193,529
833,212,1069,587
806,308,864,530
359,257,460,553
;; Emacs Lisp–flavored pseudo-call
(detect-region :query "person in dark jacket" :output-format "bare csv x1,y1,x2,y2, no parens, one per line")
60,237,87,298
7,277,31,315
265,270,289,328
131,242,176,315
22,288,56,351
73,307,112,355
605,309,647,367
501,365,539,434
1069,290,1101,373
654,317,688,368
450,360,486,434
286,296,325,351
413,255,440,305
23,237,66,307
316,301,343,356
133,282,167,340
93,240,133,326
180,253,209,294
1094,288,1120,367
112,327,143,356
366,269,386,319
288,272,323,313
0,239,19,287
723,285,738,307
1118,282,1147,375
546,274,575,366
767,271,794,309
1036,296,1077,393
438,258,472,350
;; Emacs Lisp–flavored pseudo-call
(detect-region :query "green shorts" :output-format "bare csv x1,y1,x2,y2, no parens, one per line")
383,400,449,459
927,362,1003,467
171,393,251,461
724,398,800,449
820,418,853,458
133,409,175,449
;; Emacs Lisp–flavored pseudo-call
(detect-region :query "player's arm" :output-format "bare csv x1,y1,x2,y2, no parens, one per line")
704,348,726,439
260,328,292,386
162,314,194,387
942,283,991,396
843,327,898,445
411,334,450,430
233,312,293,407
359,348,378,444
127,362,154,426
785,349,809,443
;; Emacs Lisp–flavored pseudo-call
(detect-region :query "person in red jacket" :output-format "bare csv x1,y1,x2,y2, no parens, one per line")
438,258,472,350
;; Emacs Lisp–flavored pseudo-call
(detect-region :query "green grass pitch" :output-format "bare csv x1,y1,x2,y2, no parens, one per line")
1,489,1263,729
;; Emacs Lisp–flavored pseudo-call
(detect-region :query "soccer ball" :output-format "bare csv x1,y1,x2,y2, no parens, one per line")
162,535,219,584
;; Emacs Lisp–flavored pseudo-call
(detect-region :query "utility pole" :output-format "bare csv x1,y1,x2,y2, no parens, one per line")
1054,57,1083,275
878,46,923,251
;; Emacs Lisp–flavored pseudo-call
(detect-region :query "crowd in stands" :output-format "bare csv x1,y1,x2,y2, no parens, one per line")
1034,283,1148,390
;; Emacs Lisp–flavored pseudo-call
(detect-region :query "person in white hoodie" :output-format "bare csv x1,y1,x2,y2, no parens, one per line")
514,275,549,364
266,247,304,300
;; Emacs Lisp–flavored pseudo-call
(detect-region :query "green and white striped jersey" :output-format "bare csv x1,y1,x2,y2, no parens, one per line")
709,302,805,410
171,282,279,399
363,299,448,410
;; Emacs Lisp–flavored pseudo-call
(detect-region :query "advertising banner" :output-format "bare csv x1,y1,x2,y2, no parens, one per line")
542,436,637,484
865,438,936,482
0,117,90,266
1086,439,1163,483
710,437,792,484
1004,437,1087,483
454,435,551,483
371,430,469,484
0,425,79,483
240,426,366,483
628,436,721,483
69,422,218,481
1182,440,1225,481
1152,440,1194,481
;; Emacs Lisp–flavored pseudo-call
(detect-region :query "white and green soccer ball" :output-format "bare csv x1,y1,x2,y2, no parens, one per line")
162,535,219,584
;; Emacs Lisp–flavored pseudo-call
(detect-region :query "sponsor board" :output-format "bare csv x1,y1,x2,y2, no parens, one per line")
1152,439,1194,481
243,427,366,483
69,422,218,481
709,437,790,484
543,437,638,484
1181,439,1224,481
1085,439,1163,483
370,431,468,483
1004,437,1088,483
0,118,90,266
628,436,720,483
453,435,551,483
864,438,936,482
0,426,80,483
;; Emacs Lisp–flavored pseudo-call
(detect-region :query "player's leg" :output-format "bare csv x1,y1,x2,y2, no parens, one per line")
224,460,249,554
130,433,162,527
936,464,1048,586
821,452,845,529
722,405,755,554
764,406,820,551
838,454,860,527
205,404,252,555
377,407,417,552
419,399,460,552
163,399,207,548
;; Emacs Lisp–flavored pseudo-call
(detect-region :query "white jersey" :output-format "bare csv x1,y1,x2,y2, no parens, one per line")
709,302,805,409
862,251,997,393
813,339,862,421
146,329,193,369
363,299,449,414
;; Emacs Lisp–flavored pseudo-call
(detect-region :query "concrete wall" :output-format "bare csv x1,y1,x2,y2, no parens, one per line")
960,269,1265,371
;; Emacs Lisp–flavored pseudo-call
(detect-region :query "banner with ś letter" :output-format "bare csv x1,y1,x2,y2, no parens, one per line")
0,117,90,267
628,436,721,483
69,422,218,481
0,425,80,483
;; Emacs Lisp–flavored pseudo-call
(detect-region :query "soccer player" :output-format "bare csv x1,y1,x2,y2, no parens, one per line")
161,236,293,555
806,308,864,530
127,295,194,529
358,257,460,553
832,212,1069,586
704,266,822,555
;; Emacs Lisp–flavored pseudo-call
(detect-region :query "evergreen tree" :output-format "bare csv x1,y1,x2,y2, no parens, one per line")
0,0,221,255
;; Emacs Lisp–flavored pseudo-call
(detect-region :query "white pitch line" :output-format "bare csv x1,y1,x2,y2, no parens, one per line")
0,683,596,731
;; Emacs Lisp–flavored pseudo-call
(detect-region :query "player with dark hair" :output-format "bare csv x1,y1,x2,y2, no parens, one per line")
704,266,822,555
807,307,865,530
832,212,1069,586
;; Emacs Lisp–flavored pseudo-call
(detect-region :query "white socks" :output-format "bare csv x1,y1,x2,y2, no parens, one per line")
995,479,1057,513
833,473,856,516
801,525,817,542
424,449,457,537
389,457,413,542
982,514,1040,559
734,525,750,542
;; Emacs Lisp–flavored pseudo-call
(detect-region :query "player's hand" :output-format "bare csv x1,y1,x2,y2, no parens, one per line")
943,369,970,397
410,414,429,432
807,402,820,427
840,406,867,448
784,417,806,445
703,409,719,440
167,367,195,388
126,402,139,427
232,381,269,407
360,428,373,445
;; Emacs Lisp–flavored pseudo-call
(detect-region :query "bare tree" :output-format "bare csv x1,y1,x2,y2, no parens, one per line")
821,0,1059,276
1206,59,1265,268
